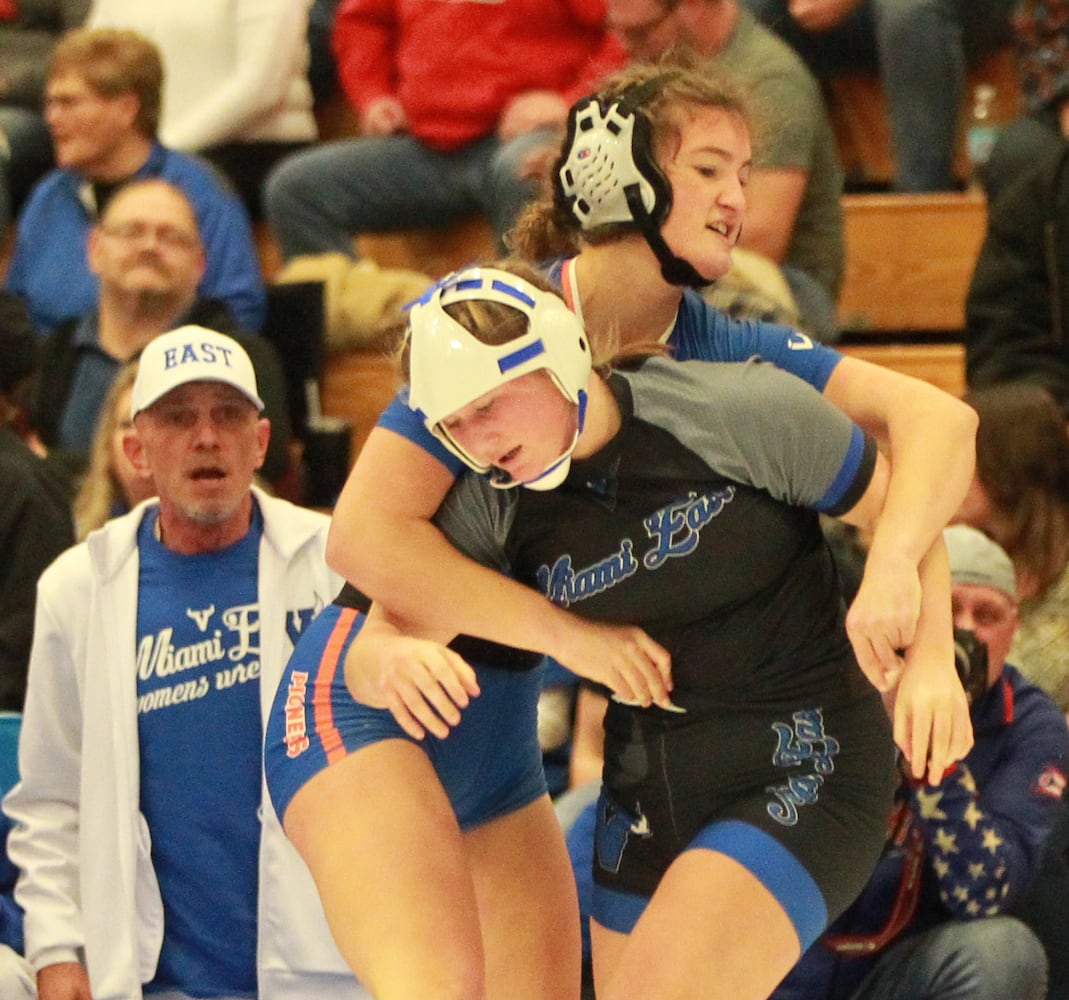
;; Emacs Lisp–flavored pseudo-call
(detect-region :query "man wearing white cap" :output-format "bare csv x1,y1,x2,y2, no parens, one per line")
771,524,1069,1000
5,327,370,1000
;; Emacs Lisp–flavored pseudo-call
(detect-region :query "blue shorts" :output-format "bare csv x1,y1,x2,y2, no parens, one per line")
265,604,548,831
591,692,896,951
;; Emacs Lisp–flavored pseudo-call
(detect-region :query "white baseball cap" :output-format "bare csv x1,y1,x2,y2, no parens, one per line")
130,325,264,418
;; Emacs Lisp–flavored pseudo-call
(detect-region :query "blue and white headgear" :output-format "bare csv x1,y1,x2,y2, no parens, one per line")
406,267,591,491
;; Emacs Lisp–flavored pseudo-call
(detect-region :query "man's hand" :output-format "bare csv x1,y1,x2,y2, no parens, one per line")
787,0,863,31
498,90,569,141
360,96,408,136
38,962,92,1000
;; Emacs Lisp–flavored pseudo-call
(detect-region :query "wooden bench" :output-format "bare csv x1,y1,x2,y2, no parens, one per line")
837,191,987,333
838,342,966,397
320,345,402,462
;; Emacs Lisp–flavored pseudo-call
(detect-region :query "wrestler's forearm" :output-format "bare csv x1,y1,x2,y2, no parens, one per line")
825,357,977,569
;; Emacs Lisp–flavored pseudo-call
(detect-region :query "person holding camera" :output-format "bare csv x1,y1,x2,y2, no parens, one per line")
770,523,1069,1000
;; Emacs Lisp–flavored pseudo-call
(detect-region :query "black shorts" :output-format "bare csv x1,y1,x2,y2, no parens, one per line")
592,687,896,949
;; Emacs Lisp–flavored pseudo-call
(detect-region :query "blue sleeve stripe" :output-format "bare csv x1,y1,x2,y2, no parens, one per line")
377,393,466,477
817,425,874,515
689,819,828,950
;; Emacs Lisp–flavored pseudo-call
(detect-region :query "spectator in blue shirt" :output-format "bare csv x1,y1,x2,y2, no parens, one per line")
4,27,266,333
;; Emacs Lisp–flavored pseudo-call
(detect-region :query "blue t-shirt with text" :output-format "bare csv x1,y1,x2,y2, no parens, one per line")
136,505,264,998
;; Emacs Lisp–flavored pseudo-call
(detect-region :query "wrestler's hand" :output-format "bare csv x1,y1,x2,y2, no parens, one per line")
38,962,92,1000
344,634,480,741
551,618,675,709
846,547,922,692
888,649,973,785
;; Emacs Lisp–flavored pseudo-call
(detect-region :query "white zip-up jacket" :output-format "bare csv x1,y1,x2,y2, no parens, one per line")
5,490,370,1000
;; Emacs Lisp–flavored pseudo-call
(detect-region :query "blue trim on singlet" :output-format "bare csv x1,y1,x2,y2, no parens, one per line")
690,820,828,949
378,389,465,475
592,820,828,948
590,883,651,936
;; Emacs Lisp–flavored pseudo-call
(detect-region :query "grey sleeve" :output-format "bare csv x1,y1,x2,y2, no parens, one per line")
431,473,517,573
628,357,872,510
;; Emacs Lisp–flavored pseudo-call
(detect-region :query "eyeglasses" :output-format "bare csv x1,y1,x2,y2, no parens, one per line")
951,597,1016,629
613,3,678,49
100,221,200,252
44,92,100,114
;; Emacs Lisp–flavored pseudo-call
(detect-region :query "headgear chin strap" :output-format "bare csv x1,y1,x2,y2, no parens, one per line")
484,389,588,491
556,86,708,288
406,267,592,491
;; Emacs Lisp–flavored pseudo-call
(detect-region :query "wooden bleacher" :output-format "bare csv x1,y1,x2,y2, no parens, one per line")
316,189,981,460
315,186,986,456
834,191,988,399
809,46,1019,400
311,190,985,457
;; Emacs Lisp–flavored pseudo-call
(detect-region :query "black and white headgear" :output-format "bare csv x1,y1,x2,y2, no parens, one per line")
555,74,707,287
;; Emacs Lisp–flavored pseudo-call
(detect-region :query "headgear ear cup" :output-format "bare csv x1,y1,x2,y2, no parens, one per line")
555,92,671,229
555,76,708,288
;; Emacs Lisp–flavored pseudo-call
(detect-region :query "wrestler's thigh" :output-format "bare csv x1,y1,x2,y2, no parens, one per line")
466,794,582,1000
284,741,485,1000
593,848,800,1000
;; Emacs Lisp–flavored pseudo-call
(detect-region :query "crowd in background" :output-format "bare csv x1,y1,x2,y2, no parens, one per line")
0,1,1068,999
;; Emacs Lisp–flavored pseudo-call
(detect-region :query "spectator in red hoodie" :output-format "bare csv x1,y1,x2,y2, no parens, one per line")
263,0,626,261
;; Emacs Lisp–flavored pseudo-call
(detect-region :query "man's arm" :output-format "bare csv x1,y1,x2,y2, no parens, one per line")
331,0,400,116
5,571,88,980
785,0,864,32
37,961,92,1000
190,182,267,333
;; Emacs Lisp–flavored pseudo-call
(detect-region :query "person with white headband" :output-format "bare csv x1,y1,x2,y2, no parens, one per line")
265,260,970,1000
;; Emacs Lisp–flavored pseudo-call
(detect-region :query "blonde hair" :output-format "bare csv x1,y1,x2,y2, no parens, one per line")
395,258,634,382
73,361,140,541
508,59,756,262
50,28,163,137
